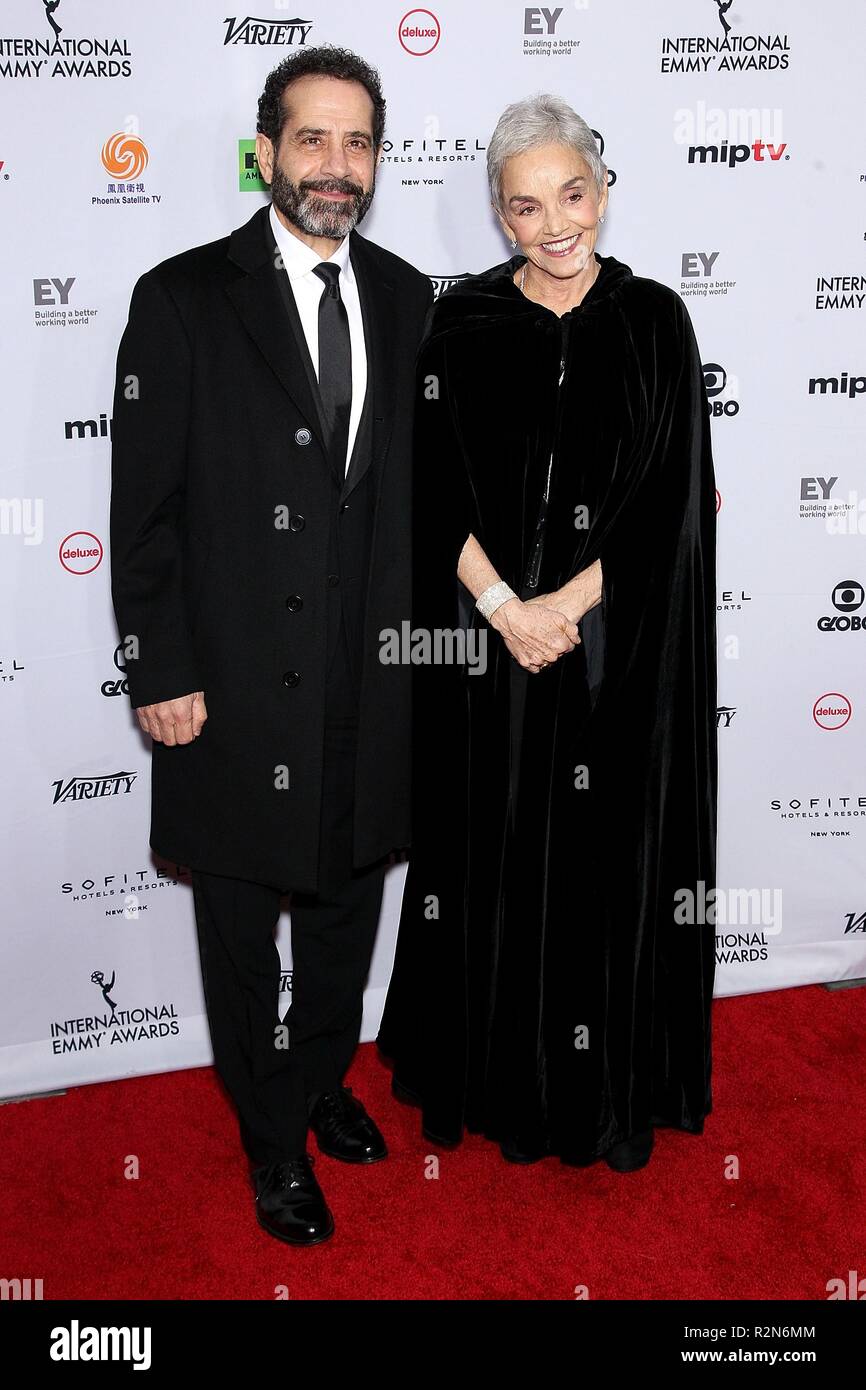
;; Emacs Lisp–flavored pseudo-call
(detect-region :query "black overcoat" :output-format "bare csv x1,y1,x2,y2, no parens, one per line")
109,204,433,891
378,252,719,1161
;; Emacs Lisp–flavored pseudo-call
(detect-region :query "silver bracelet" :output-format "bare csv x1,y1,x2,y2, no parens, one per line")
476,580,517,622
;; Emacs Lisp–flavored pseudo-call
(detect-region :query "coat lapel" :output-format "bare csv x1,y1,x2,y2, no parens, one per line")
225,205,336,477
224,205,400,501
342,230,398,502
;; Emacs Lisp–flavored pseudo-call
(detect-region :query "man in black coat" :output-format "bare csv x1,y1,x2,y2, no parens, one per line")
109,47,432,1245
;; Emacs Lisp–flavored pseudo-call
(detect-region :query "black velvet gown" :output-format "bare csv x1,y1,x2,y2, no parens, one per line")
377,251,718,1164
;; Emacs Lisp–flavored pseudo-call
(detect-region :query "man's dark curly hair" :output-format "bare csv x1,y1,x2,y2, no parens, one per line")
256,45,386,153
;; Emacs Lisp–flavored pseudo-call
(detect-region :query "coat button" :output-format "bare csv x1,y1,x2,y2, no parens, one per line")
282,670,300,687
286,594,303,612
289,514,305,531
294,428,312,446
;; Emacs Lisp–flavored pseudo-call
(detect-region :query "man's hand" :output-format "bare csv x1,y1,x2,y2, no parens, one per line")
490,598,579,674
136,691,208,746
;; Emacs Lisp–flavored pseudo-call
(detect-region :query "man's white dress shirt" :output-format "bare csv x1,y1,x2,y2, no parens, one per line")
269,201,367,475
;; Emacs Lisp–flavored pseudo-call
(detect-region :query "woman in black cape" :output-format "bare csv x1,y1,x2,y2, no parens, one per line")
378,94,718,1172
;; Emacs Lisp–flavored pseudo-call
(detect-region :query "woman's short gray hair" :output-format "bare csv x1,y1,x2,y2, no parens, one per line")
487,92,607,216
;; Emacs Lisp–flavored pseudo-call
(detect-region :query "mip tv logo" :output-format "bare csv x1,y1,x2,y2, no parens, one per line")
688,139,789,167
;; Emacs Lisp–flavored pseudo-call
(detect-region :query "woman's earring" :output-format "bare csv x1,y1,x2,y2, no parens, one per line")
510,238,517,249
599,216,605,224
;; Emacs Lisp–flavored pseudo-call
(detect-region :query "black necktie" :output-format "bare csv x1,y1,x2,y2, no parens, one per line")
312,260,352,475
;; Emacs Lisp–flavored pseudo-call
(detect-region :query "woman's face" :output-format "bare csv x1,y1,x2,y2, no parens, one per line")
497,143,608,280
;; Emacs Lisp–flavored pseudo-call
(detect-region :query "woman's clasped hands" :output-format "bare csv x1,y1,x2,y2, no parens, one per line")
489,595,580,675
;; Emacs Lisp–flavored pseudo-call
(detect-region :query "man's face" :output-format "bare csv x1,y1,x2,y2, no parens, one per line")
256,74,379,241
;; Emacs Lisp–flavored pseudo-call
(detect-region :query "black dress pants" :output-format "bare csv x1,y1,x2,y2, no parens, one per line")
190,627,386,1165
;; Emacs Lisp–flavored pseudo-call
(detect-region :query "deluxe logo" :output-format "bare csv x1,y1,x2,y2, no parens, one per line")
59,531,102,574
817,581,865,633
100,132,147,181
398,9,441,56
223,17,313,46
812,693,852,731
688,139,788,167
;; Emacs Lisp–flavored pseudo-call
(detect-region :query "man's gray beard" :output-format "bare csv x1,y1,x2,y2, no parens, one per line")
270,165,375,239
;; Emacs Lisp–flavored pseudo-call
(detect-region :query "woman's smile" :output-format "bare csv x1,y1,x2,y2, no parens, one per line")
538,230,583,257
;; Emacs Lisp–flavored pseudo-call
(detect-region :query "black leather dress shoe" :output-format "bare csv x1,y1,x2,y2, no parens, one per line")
252,1155,334,1245
603,1127,654,1172
309,1086,387,1164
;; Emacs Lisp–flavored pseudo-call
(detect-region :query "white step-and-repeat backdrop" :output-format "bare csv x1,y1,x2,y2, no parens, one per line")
1,1,864,1099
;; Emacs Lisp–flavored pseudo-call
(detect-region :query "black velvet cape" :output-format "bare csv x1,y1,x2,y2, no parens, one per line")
377,251,718,1163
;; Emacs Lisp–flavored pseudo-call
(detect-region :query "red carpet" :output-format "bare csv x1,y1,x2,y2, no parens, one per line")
1,983,863,1300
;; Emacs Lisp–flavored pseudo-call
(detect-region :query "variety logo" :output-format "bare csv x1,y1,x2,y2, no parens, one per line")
59,531,102,574
812,693,852,731
817,581,865,633
223,16,314,46
716,705,737,728
52,771,137,805
398,10,441,56
430,272,471,300
843,911,866,935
